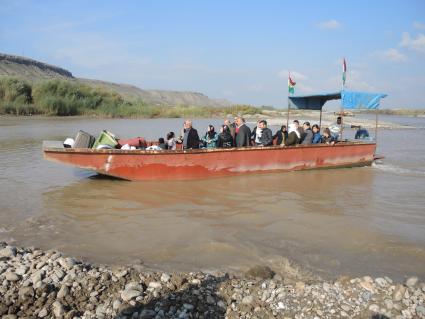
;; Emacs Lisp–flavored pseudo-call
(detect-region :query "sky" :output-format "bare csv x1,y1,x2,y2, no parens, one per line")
1,0,425,108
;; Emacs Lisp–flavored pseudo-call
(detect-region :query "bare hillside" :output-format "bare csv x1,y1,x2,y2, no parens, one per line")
0,53,231,107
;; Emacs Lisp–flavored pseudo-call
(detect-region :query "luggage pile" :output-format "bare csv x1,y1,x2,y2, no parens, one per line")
63,130,147,150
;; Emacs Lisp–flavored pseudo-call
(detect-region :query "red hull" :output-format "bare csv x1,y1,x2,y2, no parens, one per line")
43,142,376,181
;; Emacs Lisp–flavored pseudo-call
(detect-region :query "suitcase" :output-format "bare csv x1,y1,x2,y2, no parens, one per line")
73,130,96,148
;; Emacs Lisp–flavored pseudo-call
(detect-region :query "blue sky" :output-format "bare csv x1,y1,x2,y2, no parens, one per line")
1,0,425,108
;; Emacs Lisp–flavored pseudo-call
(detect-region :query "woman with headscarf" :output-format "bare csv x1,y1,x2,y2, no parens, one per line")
201,124,218,148
284,123,300,146
217,125,234,148
273,125,288,146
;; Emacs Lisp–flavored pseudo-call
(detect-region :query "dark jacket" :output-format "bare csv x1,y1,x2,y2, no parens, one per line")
217,132,234,148
273,130,288,145
321,135,334,144
235,124,251,147
301,128,313,145
184,128,200,149
259,128,273,146
284,131,299,146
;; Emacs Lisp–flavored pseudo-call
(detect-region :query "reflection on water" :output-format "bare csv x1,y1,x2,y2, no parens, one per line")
1,117,425,280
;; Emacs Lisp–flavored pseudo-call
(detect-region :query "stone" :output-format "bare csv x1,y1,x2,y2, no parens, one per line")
245,265,275,280
369,304,379,312
206,295,215,304
393,285,406,301
160,273,171,283
375,277,387,287
341,304,351,312
360,281,375,293
0,246,16,258
139,309,156,319
295,281,305,294
242,295,254,304
406,276,418,287
15,265,28,276
148,281,162,289
183,303,194,310
217,300,226,309
96,304,107,317
416,305,425,316
18,286,34,300
52,301,65,318
384,299,393,309
38,308,48,317
57,285,69,299
5,272,20,282
58,257,75,270
121,289,142,302
112,299,121,310
125,281,144,292
31,270,44,285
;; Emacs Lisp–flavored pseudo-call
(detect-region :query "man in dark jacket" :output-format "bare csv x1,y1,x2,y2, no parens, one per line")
258,120,273,146
183,120,200,149
300,121,313,145
235,116,251,147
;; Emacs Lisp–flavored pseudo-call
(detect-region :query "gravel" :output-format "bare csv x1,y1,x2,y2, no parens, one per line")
0,241,423,318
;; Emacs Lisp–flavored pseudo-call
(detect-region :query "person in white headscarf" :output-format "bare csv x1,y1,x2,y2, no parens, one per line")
284,123,301,146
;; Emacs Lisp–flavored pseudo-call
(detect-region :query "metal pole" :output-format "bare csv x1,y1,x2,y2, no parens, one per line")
286,100,290,127
375,108,378,144
319,108,322,129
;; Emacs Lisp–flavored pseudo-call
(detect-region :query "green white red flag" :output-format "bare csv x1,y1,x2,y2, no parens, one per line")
288,73,296,94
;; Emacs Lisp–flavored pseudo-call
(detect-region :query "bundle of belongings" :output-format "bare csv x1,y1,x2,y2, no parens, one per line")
63,130,148,150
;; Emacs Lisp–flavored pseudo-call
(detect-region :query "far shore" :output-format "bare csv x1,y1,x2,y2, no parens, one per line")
0,110,416,130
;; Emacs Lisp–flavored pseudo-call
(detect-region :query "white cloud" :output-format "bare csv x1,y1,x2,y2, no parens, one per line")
380,48,407,62
317,20,341,30
277,70,307,80
399,32,425,53
413,22,425,30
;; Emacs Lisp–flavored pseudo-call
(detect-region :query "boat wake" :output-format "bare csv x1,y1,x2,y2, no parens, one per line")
372,162,425,176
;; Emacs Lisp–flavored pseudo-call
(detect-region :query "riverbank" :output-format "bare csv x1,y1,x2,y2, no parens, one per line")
1,243,424,319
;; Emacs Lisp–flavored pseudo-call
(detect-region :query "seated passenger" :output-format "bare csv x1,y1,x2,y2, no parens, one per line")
273,125,288,146
158,137,166,149
321,128,335,145
166,131,177,150
217,125,234,148
258,120,273,146
293,119,304,137
201,125,218,148
355,127,370,139
312,124,322,144
284,123,300,146
300,121,313,145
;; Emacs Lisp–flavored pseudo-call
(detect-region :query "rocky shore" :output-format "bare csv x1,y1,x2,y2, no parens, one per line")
1,243,424,319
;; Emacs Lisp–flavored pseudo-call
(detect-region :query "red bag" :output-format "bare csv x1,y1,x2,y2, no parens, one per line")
117,137,147,148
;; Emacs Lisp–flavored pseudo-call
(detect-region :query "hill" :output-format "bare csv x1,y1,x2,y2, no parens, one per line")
0,53,231,107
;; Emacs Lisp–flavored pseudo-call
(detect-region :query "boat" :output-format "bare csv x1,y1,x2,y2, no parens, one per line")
43,90,387,181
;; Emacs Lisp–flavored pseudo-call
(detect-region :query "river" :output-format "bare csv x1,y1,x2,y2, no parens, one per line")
0,116,424,280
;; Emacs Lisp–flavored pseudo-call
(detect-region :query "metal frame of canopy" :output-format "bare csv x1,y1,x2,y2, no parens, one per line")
287,91,387,143
287,92,341,135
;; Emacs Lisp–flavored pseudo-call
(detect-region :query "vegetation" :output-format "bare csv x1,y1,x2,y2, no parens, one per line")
0,77,268,118
356,109,425,117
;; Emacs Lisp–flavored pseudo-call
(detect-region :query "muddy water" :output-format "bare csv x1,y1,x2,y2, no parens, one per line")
0,116,424,280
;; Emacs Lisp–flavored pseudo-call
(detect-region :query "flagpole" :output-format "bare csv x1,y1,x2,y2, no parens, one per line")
286,71,290,127
340,58,346,141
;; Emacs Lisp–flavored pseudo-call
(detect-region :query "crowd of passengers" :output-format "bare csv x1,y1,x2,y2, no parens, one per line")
153,116,346,150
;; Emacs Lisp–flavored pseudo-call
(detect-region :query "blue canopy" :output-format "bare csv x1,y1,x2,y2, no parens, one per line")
288,92,341,110
341,90,387,109
288,90,387,110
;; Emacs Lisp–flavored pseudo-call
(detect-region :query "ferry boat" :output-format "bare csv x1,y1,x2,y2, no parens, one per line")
43,90,387,181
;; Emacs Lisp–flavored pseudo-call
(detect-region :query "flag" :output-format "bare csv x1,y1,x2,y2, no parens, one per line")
288,73,296,94
342,58,347,86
